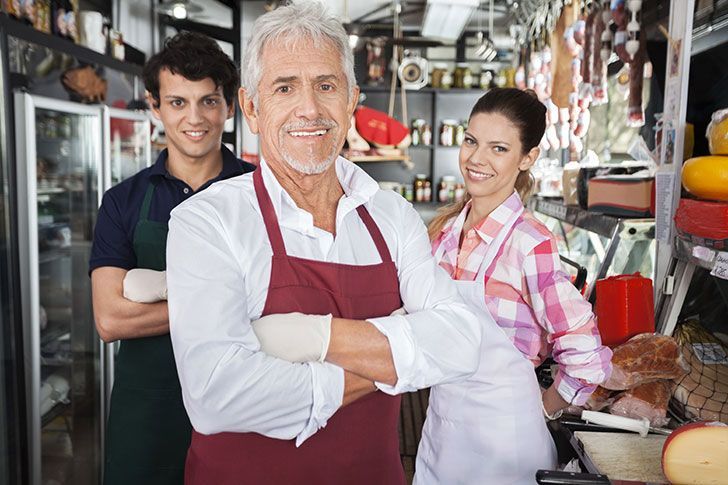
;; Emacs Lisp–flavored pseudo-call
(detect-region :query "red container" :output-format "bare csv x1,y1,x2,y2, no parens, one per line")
594,273,655,347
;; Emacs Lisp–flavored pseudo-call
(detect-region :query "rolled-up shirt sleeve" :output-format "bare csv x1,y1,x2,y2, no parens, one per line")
523,239,613,405
167,200,343,445
368,201,481,394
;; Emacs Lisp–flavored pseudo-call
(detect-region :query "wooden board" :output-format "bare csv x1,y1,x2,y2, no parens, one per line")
574,431,668,483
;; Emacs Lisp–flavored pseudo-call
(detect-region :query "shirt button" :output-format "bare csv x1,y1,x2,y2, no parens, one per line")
183,188,190,194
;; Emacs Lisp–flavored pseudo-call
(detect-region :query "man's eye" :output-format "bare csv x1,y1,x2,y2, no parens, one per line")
320,84,334,92
171,99,184,107
464,137,476,146
204,98,219,106
276,86,290,94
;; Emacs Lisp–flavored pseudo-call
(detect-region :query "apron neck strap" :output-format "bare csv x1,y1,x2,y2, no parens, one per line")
254,165,393,263
253,167,287,255
139,181,156,223
356,205,393,263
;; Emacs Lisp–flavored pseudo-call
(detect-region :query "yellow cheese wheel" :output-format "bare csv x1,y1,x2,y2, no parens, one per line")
682,155,728,201
708,114,728,155
662,422,728,485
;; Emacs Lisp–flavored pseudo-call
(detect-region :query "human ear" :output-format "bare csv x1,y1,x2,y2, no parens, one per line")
519,146,540,171
239,87,259,134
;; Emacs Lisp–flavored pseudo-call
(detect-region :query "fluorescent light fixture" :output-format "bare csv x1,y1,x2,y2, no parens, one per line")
422,0,480,42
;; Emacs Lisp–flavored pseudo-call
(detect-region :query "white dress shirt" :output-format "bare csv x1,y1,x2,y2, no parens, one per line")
167,157,481,445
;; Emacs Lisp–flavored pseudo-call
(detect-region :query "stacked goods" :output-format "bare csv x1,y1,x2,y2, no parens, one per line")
673,321,728,423
676,108,728,246
674,199,728,246
602,333,689,391
567,334,689,426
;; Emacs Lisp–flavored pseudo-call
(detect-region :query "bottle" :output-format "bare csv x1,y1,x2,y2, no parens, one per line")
424,180,432,202
454,184,466,202
414,174,427,203
421,123,432,146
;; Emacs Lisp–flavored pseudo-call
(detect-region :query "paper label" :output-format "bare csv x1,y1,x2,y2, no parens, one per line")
710,251,728,280
655,171,675,243
692,343,728,365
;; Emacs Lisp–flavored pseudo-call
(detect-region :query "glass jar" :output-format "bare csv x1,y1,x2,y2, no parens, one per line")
414,174,427,202
455,123,466,146
439,175,457,203
421,123,432,146
440,120,457,146
431,63,447,88
454,63,473,89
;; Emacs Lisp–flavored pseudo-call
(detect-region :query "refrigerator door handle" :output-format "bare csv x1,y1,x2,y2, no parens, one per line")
14,91,42,485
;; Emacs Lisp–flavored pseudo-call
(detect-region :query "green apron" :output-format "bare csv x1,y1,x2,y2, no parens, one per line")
104,182,191,484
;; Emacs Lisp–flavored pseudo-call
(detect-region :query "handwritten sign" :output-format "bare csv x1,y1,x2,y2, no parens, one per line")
711,251,728,280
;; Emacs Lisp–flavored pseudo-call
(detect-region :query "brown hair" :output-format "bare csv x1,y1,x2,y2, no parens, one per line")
427,88,546,241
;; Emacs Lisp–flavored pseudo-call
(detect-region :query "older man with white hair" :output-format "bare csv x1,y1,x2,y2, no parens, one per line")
166,1,481,483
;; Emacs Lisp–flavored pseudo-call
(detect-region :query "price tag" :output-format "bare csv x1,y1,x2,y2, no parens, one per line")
711,251,728,280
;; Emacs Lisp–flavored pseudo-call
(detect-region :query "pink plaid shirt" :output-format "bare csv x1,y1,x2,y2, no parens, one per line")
432,192,612,405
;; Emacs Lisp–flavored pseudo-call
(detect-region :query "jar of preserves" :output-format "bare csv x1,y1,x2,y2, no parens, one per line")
430,63,447,88
414,174,427,202
440,120,457,146
421,123,432,146
454,63,473,89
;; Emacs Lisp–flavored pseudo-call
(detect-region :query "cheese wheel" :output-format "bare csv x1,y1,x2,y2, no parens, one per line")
681,156,728,202
708,112,728,155
661,421,728,485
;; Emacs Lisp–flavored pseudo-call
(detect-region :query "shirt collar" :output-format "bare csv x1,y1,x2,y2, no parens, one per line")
258,156,380,234
437,190,523,254
471,190,523,245
148,144,247,182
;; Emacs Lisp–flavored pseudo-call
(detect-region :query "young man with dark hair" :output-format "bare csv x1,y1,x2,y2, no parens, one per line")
89,31,255,485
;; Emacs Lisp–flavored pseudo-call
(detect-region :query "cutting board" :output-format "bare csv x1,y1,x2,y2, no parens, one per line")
574,431,668,483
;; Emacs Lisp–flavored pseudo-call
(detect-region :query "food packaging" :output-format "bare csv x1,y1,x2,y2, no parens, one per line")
675,198,728,244
587,175,654,217
594,274,655,348
681,155,728,202
602,333,689,390
707,108,728,155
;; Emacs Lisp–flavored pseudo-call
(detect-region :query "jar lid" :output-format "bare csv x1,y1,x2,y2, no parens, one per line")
442,119,459,124
416,173,427,179
456,62,470,68
433,62,448,69
443,175,456,181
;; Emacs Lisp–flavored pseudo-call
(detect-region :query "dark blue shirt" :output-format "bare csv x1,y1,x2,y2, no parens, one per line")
89,145,256,273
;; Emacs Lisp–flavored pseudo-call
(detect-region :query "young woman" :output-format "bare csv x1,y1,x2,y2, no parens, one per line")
415,88,612,483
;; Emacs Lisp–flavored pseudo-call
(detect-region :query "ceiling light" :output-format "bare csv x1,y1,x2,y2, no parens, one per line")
172,4,187,19
422,0,480,42
155,1,203,19
348,34,359,50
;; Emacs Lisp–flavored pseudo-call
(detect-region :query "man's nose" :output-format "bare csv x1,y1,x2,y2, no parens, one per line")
294,87,321,119
187,103,204,124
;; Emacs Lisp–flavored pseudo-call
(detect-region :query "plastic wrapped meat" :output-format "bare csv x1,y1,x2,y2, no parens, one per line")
586,386,616,411
610,380,673,427
602,333,690,390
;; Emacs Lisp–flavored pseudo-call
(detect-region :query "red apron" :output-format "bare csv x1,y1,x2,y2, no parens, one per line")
184,168,404,485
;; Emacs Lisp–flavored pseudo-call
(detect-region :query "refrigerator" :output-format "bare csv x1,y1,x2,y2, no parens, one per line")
14,92,150,485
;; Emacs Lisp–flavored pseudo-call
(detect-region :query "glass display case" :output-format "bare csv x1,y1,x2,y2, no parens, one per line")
527,197,656,301
15,92,103,485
